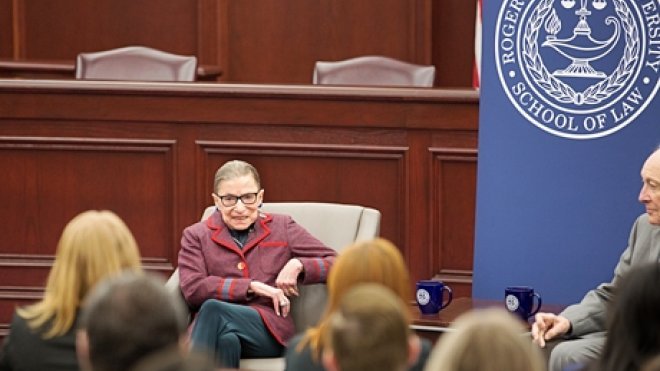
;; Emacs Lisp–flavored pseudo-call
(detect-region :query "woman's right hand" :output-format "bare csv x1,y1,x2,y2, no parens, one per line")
249,281,291,317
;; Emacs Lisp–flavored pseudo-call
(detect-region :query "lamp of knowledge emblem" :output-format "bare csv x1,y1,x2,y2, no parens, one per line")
416,289,431,305
505,294,520,311
495,0,660,139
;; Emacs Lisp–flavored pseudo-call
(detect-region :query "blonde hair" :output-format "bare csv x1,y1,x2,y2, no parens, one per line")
424,308,545,371
298,238,411,359
17,210,142,338
326,283,410,371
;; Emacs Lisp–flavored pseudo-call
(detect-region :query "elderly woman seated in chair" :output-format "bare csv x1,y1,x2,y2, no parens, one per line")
177,160,337,368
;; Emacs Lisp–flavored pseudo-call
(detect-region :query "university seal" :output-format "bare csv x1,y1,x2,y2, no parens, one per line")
496,0,660,139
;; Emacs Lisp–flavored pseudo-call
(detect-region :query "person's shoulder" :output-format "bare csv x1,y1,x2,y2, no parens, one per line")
261,212,291,222
284,334,318,370
2,311,79,370
410,338,432,371
286,333,304,348
188,219,207,229
632,213,659,234
183,216,214,235
636,213,650,225
259,212,294,229
3,313,45,357
8,311,31,334
418,337,432,355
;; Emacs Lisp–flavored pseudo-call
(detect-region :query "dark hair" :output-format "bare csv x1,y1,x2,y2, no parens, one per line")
643,354,660,371
80,272,188,371
594,263,660,371
129,347,215,371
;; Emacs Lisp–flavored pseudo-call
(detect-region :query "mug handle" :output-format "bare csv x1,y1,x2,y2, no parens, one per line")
440,286,453,309
530,292,542,316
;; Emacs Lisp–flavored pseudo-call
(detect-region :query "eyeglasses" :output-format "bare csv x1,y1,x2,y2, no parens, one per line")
215,192,260,207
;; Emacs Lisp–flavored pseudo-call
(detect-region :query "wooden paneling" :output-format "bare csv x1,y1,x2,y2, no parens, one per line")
0,137,177,261
197,0,222,66
430,148,478,298
0,260,52,287
0,79,478,333
223,0,431,83
431,0,477,87
0,0,13,58
1,0,476,86
18,0,199,60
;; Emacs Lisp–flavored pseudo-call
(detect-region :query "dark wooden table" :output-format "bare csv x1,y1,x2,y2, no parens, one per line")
409,297,565,343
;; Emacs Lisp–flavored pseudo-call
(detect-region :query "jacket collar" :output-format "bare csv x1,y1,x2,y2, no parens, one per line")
205,209,273,255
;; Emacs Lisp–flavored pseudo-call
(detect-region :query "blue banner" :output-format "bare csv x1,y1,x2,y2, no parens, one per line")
474,0,660,304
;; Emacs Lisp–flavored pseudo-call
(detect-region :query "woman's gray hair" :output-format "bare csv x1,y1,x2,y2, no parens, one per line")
213,160,261,193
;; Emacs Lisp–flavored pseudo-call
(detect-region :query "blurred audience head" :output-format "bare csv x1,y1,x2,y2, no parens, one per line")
17,210,142,338
77,272,189,371
322,283,419,371
424,308,545,371
593,263,660,371
326,237,411,316
301,237,412,358
642,354,660,371
128,346,216,371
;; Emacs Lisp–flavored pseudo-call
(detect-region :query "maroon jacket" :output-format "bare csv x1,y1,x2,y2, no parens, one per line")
178,210,336,345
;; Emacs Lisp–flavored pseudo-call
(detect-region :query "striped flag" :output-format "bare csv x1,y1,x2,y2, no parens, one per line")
473,0,482,89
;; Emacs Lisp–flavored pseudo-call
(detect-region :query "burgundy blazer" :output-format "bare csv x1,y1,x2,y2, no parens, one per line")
178,210,337,345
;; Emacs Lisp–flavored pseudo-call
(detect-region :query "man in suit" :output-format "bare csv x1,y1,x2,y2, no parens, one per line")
532,147,660,371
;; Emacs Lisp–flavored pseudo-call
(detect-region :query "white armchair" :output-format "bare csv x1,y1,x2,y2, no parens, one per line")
166,202,381,370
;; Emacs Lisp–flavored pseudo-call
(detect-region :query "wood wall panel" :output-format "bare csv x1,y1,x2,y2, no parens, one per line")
0,0,13,57
197,0,222,66
224,0,430,83
1,0,476,86
0,260,51,287
19,0,199,60
431,0,477,87
430,148,478,298
0,137,178,262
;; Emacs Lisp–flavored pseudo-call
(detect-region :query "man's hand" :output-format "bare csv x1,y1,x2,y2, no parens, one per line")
531,312,571,347
276,259,303,297
249,281,290,317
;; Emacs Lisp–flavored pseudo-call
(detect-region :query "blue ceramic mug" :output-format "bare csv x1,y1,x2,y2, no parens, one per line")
504,286,542,321
416,280,453,315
